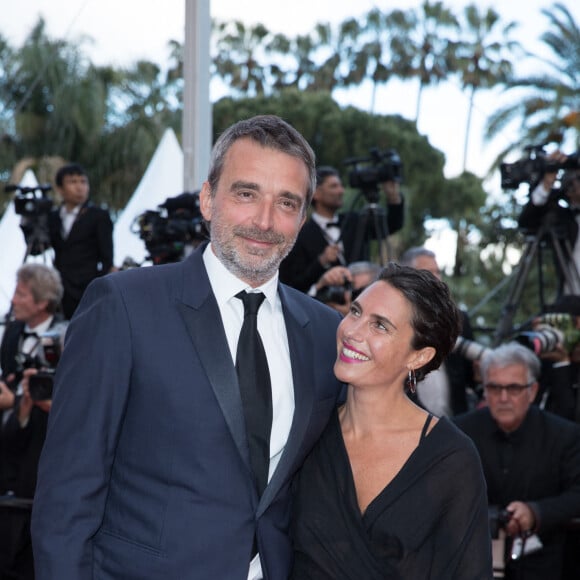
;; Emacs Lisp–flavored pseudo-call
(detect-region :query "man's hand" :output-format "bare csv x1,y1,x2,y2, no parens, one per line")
315,266,352,292
381,180,402,204
505,501,536,537
541,150,568,191
0,379,16,410
18,368,37,424
318,244,341,269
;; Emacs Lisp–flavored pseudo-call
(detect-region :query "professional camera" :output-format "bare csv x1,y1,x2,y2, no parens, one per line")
14,327,66,401
453,337,491,361
5,183,53,217
500,145,580,190
5,183,53,255
538,313,580,350
515,323,564,356
315,279,353,306
344,147,403,202
134,191,206,265
488,505,512,539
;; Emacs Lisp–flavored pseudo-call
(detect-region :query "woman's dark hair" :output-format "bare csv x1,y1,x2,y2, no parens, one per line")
377,262,461,380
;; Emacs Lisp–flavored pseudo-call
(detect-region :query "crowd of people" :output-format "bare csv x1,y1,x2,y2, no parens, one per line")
1,115,579,579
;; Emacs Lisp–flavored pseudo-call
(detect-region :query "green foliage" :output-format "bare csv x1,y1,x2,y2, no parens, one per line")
213,91,453,252
2,3,579,341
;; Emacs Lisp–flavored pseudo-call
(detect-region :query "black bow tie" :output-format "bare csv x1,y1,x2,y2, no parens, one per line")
21,331,38,341
326,221,340,228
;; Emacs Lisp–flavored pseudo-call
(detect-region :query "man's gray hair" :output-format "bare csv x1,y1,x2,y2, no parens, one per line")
479,342,541,385
398,246,436,267
16,264,64,314
206,115,316,211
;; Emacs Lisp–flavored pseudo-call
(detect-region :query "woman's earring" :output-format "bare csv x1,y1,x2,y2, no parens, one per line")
407,369,417,394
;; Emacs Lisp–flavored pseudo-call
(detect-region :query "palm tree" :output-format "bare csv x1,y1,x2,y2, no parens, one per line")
451,4,521,172
212,20,271,97
0,18,179,211
485,2,580,162
340,8,394,113
389,1,459,126
0,18,109,174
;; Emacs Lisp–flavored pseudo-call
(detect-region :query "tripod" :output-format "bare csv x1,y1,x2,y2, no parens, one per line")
493,214,580,346
342,187,393,266
19,214,53,264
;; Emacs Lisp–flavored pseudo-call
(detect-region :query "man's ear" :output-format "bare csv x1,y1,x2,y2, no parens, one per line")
199,182,212,222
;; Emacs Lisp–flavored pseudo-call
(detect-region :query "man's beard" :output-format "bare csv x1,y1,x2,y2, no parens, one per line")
210,218,297,286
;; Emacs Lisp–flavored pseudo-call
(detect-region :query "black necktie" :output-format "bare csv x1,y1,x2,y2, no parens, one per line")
235,291,272,497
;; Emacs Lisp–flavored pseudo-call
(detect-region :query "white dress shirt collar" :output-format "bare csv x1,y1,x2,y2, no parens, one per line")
202,242,279,308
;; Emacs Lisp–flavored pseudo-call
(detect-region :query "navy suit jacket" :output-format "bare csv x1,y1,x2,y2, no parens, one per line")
31,246,342,579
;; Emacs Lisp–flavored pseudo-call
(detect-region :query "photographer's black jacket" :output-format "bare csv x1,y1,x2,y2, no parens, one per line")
280,203,404,292
48,201,113,317
518,194,578,246
455,406,580,580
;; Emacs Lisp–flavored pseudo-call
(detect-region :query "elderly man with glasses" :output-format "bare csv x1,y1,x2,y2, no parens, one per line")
454,341,580,580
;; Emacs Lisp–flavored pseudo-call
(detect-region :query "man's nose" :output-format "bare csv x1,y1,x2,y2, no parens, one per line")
253,200,275,230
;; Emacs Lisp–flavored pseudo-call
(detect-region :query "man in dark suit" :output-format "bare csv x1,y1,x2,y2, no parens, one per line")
279,166,404,292
48,163,114,319
31,115,343,579
0,263,64,580
454,342,580,580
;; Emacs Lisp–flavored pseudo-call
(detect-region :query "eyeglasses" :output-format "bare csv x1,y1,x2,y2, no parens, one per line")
484,382,533,396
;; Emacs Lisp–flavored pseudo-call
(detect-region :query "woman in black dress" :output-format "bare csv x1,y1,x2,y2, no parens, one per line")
291,263,492,579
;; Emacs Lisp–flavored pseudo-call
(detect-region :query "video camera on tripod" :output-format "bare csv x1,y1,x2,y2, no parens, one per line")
344,147,403,203
500,145,580,190
4,183,54,256
339,148,404,266
133,191,206,265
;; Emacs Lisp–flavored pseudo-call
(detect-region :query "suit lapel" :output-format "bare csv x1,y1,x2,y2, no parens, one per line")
176,248,251,473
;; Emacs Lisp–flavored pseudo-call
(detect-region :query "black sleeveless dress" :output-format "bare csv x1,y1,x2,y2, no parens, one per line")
290,411,492,579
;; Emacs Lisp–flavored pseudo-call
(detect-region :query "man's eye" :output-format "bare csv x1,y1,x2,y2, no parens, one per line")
279,198,300,211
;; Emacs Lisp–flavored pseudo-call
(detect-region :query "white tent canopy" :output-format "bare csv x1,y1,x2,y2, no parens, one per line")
113,128,184,267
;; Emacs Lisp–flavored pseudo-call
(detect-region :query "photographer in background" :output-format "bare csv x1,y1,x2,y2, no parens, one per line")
518,151,580,294
312,260,381,317
0,265,64,425
0,264,64,580
455,342,580,580
279,166,403,292
48,163,114,319
521,294,580,423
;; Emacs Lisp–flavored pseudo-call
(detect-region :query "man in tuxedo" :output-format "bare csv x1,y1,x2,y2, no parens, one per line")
31,115,343,580
279,166,403,292
0,263,64,579
48,163,114,319
0,264,64,429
